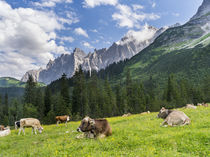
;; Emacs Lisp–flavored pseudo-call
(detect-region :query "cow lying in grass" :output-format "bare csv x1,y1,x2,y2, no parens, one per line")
197,103,208,107
0,126,10,137
158,107,190,127
185,104,197,109
18,118,43,135
77,116,112,139
56,115,70,126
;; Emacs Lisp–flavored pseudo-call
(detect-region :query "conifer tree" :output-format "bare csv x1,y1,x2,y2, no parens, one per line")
44,87,52,116
24,75,37,105
72,66,89,118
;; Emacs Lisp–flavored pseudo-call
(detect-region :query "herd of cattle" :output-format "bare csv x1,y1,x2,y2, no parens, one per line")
0,103,208,138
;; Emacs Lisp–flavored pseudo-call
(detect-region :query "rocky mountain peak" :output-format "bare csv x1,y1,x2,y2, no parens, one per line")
73,48,86,57
191,0,210,20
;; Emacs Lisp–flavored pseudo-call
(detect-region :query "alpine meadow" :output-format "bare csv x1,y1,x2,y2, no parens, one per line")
0,0,210,157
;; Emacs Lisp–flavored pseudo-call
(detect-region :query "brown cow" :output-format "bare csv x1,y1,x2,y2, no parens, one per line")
0,125,5,131
197,103,208,107
56,115,70,126
77,116,112,138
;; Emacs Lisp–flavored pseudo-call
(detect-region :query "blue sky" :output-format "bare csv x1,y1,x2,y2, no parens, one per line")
0,0,203,78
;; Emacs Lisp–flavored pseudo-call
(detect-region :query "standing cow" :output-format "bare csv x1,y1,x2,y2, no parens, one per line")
18,118,43,135
77,116,112,138
158,107,190,127
55,115,70,126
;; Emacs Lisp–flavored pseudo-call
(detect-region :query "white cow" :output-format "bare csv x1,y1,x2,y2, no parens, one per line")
158,107,190,127
19,118,43,135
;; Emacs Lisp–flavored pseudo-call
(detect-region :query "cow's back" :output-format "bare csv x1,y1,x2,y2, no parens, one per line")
95,119,112,136
20,118,40,127
166,111,190,126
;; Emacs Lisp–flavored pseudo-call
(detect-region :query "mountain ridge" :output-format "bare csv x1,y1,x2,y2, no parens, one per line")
22,25,167,84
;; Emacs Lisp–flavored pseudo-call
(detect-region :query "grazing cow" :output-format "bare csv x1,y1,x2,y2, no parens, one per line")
141,111,150,115
18,118,43,135
158,107,190,127
15,121,20,130
186,104,197,109
0,127,10,137
77,116,112,138
122,113,131,117
0,125,5,131
55,115,70,126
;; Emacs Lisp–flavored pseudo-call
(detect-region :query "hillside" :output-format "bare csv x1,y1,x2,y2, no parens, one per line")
98,0,210,86
0,77,26,88
0,107,209,157
0,77,45,88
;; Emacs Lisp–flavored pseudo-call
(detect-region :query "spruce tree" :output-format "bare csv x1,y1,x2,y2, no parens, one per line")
72,66,89,118
44,87,52,116
24,75,37,105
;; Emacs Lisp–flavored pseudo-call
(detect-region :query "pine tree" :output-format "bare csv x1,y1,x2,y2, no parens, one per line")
24,75,37,105
87,74,100,118
44,87,52,116
3,93,9,116
104,79,116,117
72,66,89,118
35,88,44,119
60,73,70,106
126,69,132,112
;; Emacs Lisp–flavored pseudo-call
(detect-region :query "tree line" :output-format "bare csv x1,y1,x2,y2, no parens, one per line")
0,67,209,126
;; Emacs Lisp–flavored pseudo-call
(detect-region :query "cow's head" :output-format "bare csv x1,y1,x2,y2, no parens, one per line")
38,126,44,133
67,116,70,121
77,116,95,132
157,107,169,119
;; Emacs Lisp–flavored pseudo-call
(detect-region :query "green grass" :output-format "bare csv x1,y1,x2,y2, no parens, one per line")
0,107,210,157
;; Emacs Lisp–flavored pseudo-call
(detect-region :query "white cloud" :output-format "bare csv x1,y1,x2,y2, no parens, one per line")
34,0,73,8
152,2,156,8
74,27,89,38
0,1,71,79
83,42,93,49
58,36,74,43
112,4,160,28
91,29,98,33
132,4,144,11
172,13,180,17
83,0,118,8
116,24,158,45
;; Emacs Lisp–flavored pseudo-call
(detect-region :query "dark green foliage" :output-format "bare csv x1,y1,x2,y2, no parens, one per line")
72,66,89,118
24,75,37,105
44,87,52,116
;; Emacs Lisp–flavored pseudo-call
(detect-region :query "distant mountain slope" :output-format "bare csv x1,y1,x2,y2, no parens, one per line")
98,0,210,85
0,77,26,88
0,77,45,88
21,25,167,84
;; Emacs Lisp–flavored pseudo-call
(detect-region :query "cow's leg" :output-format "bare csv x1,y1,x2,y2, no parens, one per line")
23,128,25,135
32,127,34,134
65,121,67,127
18,127,22,135
161,120,168,127
34,126,37,135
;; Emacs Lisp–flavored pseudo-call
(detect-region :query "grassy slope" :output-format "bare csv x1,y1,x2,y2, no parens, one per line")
0,77,45,88
0,106,209,157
